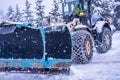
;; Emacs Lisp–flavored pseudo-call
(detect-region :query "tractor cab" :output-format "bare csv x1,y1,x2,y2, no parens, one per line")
61,0,92,26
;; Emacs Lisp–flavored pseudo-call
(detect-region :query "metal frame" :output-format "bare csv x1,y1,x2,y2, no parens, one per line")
0,23,72,69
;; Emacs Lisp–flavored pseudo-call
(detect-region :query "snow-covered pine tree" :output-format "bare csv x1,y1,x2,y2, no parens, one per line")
23,0,34,25
35,0,44,26
14,4,22,22
6,5,15,21
114,0,120,19
114,0,120,29
49,0,60,17
0,10,5,22
93,0,116,22
93,0,115,23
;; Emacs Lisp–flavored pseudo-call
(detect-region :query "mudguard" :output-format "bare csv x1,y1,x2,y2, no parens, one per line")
94,21,111,33
74,24,87,30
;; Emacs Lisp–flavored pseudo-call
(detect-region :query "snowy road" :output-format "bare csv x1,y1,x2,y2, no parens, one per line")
0,31,120,80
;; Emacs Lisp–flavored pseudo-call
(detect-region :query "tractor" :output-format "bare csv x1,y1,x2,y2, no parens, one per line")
0,0,112,74
60,0,112,64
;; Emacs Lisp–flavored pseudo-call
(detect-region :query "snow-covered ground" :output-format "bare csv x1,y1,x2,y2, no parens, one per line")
0,31,120,80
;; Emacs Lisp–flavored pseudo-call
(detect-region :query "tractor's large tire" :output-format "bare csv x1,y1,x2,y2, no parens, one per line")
96,27,112,53
72,30,93,64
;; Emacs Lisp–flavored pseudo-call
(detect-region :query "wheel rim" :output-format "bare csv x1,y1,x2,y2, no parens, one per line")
86,40,91,55
104,34,110,46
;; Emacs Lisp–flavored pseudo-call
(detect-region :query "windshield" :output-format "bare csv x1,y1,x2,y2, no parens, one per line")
63,4,69,15
62,1,82,17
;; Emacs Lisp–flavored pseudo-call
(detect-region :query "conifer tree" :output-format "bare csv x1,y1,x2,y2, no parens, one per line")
0,10,5,22
93,0,115,16
6,5,15,21
23,0,34,24
35,0,44,26
50,0,60,17
14,4,22,22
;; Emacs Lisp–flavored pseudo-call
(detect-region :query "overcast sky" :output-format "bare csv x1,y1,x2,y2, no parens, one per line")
0,0,52,16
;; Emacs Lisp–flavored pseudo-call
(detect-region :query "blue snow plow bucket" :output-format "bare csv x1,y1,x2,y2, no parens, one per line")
0,22,72,71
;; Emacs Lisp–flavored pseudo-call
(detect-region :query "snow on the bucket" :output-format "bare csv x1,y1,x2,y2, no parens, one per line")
0,26,16,34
